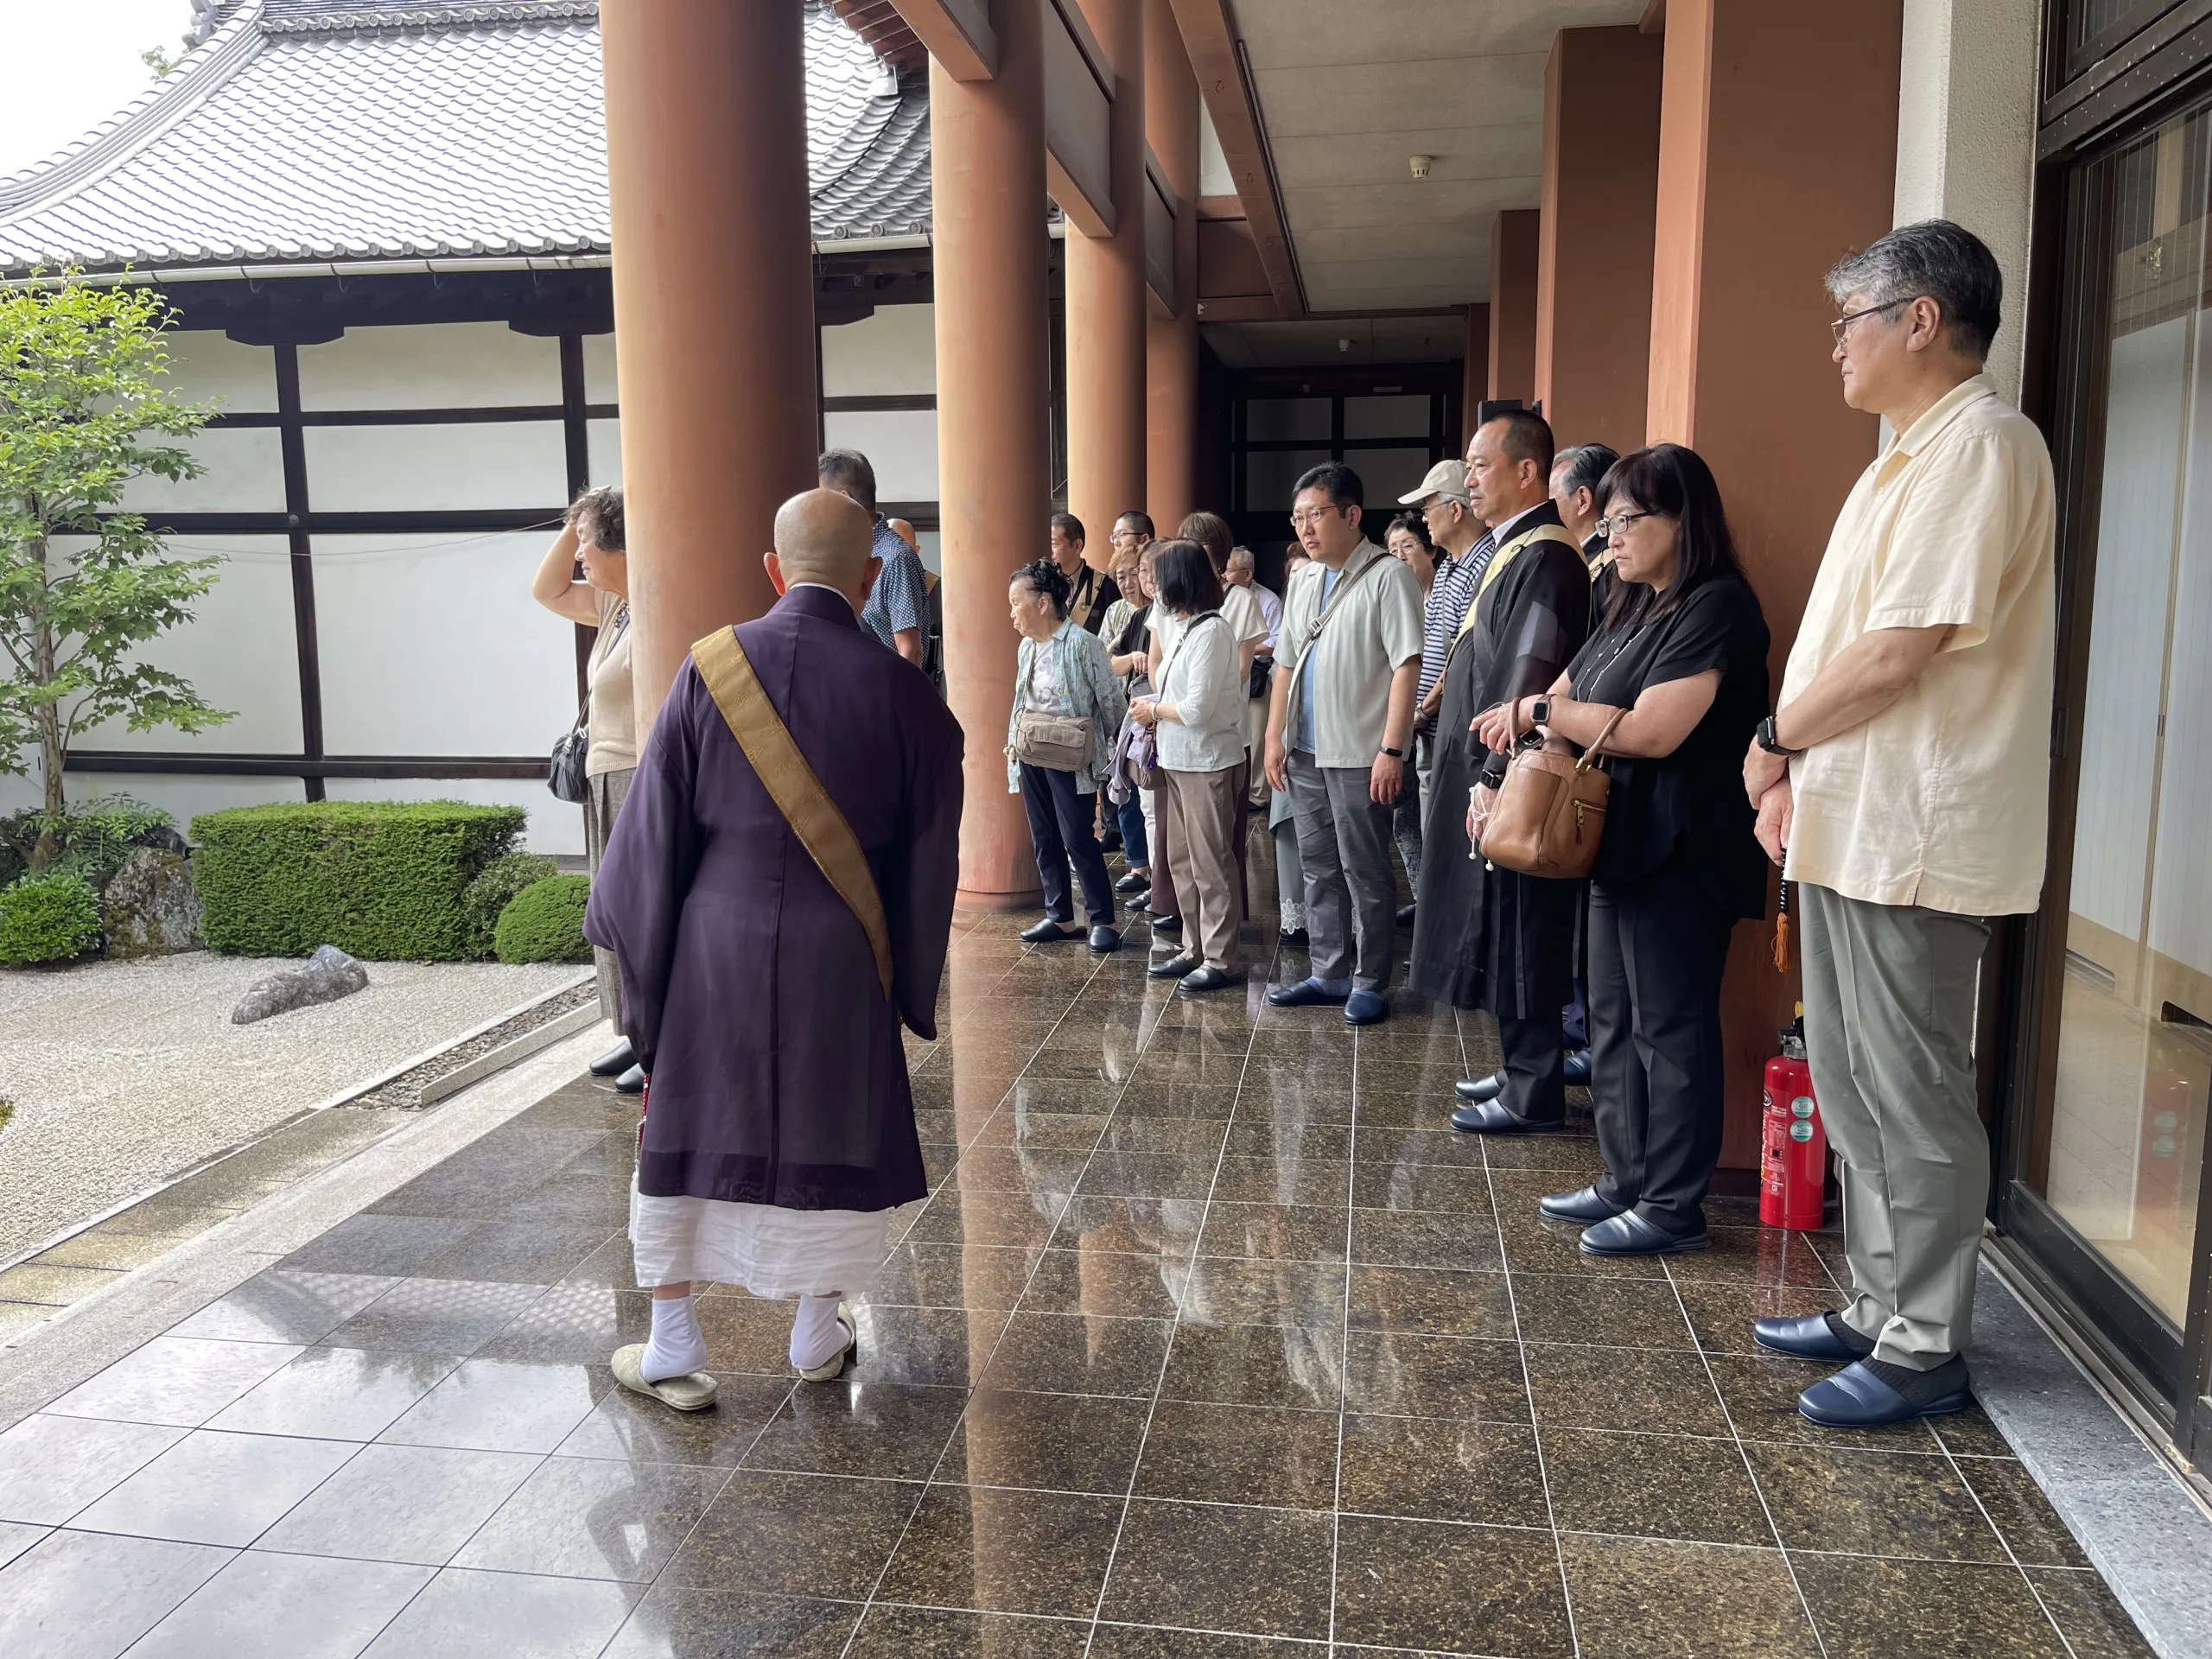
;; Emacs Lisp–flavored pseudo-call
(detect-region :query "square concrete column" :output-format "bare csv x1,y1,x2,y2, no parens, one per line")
601,0,819,736
1535,26,1662,454
1645,0,1904,1168
931,0,1052,906
1488,209,1541,404
1066,0,1148,552
1145,0,1200,534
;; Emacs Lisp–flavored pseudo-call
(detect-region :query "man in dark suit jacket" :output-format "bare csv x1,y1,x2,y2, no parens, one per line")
585,489,964,1405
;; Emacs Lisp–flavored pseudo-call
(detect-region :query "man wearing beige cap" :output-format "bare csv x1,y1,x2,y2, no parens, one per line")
1398,459,1491,828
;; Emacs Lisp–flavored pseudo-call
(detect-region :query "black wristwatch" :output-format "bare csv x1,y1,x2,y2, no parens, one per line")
1756,715,1802,757
1380,746,1405,760
1529,696,1552,726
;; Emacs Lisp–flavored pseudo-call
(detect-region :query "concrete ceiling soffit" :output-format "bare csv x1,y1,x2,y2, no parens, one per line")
886,0,996,79
1044,0,1118,235
1166,0,1302,319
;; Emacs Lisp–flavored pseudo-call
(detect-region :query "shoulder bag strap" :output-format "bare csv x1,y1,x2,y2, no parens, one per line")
691,627,894,1000
1283,551,1388,713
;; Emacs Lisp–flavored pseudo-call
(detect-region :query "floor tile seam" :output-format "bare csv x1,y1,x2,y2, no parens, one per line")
1657,1245,1834,1659
1076,951,1268,1659
1923,1431,2089,1659
860,953,1135,1659
1479,1113,1583,1659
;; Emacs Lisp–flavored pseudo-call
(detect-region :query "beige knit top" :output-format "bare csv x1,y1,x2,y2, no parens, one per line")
585,588,638,777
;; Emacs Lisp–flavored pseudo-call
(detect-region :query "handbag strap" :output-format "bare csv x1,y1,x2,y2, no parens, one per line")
1573,708,1630,773
691,627,894,1001
1283,549,1389,714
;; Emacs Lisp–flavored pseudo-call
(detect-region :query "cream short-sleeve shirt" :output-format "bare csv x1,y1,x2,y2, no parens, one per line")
1781,375,2056,917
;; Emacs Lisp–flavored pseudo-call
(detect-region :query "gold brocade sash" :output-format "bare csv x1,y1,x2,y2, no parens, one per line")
1454,523,1583,642
692,627,894,1000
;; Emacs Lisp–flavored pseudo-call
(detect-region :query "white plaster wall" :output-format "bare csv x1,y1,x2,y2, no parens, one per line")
822,303,937,395
162,331,278,413
310,532,575,760
68,537,305,755
323,775,581,857
1894,0,2040,403
297,322,563,410
588,417,622,487
302,422,569,513
118,426,288,514
582,332,618,404
823,409,938,502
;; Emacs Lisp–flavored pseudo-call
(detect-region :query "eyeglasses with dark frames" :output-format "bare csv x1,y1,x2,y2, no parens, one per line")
1596,509,1656,542
1830,298,1910,345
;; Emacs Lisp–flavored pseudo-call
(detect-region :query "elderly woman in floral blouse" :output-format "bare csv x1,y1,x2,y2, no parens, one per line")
1007,556,1129,952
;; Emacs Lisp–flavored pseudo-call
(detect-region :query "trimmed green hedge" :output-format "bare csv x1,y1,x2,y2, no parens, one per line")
461,852,559,958
494,873,593,964
191,801,525,960
0,871,103,966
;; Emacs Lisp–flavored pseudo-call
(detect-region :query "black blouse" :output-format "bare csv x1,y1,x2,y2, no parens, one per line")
1566,575,1771,918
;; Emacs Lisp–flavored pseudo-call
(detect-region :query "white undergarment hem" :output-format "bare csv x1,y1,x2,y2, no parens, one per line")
629,1185,891,1300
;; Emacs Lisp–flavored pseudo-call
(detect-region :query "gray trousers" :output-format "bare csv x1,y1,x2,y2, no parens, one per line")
1800,881,1992,1369
583,766,634,1023
1285,752,1397,994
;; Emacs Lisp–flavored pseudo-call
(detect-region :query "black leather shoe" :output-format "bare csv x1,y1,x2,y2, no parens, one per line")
1451,1099,1565,1135
1395,904,1416,926
1147,953,1200,979
1278,926,1308,949
1799,1356,1971,1427
1088,925,1122,953
1150,913,1183,938
1178,965,1244,996
1754,1311,1874,1363
1267,976,1351,1007
1538,1185,1624,1224
1126,894,1154,915
1022,918,1084,943
613,1064,645,1095
1116,870,1150,893
1562,1047,1592,1085
1452,1071,1507,1103
589,1039,636,1077
1579,1210,1707,1256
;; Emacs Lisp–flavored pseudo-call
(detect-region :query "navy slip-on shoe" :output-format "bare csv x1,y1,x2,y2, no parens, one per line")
613,1064,645,1095
1268,977,1351,1007
1562,1047,1592,1085
1147,954,1200,979
1115,870,1150,893
1450,1098,1567,1135
1177,965,1244,996
1088,925,1122,954
590,1039,637,1077
1150,913,1184,938
1754,1311,1874,1363
1798,1358,1972,1427
1538,1185,1624,1224
1453,1071,1507,1103
1344,989,1389,1026
1022,918,1084,944
1578,1210,1708,1256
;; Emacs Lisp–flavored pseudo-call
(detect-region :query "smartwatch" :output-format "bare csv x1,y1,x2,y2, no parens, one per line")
1756,715,1802,757
1379,746,1405,760
1529,696,1552,727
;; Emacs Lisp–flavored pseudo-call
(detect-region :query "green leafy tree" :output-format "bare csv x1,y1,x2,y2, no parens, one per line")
0,275,230,868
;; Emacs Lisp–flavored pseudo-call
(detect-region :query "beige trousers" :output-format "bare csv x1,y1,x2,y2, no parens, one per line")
1158,760,1246,970
583,766,634,1022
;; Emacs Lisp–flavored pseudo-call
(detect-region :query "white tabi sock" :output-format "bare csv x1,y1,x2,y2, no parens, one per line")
639,1294,709,1382
789,1294,849,1371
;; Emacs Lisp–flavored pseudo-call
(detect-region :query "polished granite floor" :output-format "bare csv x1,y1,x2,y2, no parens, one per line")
0,869,2163,1657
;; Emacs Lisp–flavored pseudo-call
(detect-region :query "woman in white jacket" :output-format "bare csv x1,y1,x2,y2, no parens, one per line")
1131,539,1250,995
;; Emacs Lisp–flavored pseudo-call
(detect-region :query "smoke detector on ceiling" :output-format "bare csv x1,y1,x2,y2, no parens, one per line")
1338,338,1352,353
1409,155,1434,180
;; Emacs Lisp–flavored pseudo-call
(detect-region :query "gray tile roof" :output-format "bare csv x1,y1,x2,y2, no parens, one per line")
0,0,931,277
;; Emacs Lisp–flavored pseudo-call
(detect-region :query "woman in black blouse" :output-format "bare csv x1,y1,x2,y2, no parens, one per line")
1476,444,1770,1256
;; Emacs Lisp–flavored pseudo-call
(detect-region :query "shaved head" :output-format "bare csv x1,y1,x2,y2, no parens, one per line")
772,489,875,588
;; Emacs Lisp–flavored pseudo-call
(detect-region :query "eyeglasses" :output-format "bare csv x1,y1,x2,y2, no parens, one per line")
1288,505,1344,529
1596,509,1656,541
1830,298,1908,345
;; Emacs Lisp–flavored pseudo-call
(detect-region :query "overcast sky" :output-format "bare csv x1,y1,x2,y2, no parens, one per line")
2,0,197,176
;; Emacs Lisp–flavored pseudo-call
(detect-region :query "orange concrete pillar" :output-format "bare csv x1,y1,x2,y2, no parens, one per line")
1487,210,1541,404
1146,0,1200,531
1460,303,1491,452
1535,26,1662,453
601,0,817,735
1067,0,1148,554
1646,0,1903,1168
931,0,1052,906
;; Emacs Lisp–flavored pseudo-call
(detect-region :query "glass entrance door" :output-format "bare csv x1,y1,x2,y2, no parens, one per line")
2010,95,2212,1463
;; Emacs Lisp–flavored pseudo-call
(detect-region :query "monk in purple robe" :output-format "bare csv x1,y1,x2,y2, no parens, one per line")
584,489,963,1406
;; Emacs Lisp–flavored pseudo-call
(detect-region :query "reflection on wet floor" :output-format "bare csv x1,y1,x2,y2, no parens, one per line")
0,861,2158,1657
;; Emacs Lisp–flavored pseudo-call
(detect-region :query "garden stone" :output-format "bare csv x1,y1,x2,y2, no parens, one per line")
232,944,369,1025
100,847,204,960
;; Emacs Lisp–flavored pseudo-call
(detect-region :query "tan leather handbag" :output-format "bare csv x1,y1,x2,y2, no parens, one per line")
1478,704,1627,880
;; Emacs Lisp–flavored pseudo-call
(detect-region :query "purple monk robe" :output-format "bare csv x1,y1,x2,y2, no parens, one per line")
584,584,965,1212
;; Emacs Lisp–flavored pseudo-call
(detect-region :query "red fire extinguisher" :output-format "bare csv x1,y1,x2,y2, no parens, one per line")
1762,1011,1826,1230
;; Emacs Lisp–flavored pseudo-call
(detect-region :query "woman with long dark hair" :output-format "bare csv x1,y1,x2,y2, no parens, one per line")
1475,442,1771,1255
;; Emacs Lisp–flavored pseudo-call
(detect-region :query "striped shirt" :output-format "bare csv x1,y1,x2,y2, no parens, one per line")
1420,530,1495,702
